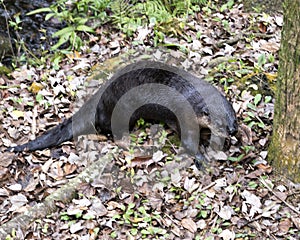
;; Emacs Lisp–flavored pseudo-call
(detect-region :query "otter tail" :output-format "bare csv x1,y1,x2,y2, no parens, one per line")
7,118,73,152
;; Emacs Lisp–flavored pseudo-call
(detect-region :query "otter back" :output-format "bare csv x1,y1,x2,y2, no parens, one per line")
8,61,238,166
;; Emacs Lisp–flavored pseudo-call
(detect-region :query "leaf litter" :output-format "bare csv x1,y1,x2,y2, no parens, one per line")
0,3,299,240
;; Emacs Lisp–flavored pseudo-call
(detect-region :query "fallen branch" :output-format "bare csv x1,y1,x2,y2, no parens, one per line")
0,154,111,239
260,177,300,216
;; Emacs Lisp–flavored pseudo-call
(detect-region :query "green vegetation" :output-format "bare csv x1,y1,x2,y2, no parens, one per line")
27,0,213,52
1,0,239,67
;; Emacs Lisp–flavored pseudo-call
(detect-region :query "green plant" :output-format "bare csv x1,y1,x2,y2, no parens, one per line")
28,0,208,52
27,0,110,51
8,13,22,31
227,153,245,162
243,93,266,129
220,0,235,12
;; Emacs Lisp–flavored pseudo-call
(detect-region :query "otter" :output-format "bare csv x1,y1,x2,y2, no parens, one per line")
7,61,238,168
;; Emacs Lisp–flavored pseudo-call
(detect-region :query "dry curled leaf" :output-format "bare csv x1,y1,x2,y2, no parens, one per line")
181,218,197,233
278,218,292,234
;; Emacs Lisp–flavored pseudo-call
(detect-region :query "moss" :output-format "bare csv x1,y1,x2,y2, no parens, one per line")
269,131,300,183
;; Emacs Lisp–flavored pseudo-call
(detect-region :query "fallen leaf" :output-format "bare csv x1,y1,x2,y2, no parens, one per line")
241,190,262,218
130,155,153,167
0,166,10,182
29,82,44,93
219,229,235,240
278,218,292,234
70,221,84,234
171,169,181,185
10,110,24,119
23,177,39,192
217,205,234,220
63,163,77,175
181,218,197,233
183,177,199,193
260,42,280,53
0,152,15,167
9,193,28,208
291,216,300,229
152,150,165,162
7,183,22,191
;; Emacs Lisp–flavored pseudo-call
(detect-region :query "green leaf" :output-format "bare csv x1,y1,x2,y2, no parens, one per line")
228,154,244,162
27,7,52,15
27,102,34,106
247,103,256,111
227,0,235,8
248,121,256,128
60,215,70,221
258,121,265,129
264,96,272,103
36,94,44,103
254,94,262,105
52,27,74,37
248,83,258,90
45,13,56,21
110,231,117,238
51,32,72,50
248,181,258,189
76,25,95,33
141,229,150,235
200,210,208,218
220,4,227,12
131,228,138,235
257,53,266,67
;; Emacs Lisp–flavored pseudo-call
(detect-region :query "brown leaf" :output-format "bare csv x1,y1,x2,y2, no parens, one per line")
23,177,39,192
258,22,267,33
278,218,292,234
70,222,84,234
90,198,107,217
181,218,197,233
0,152,15,167
217,205,234,220
239,124,252,145
49,161,65,180
260,42,280,53
245,169,265,179
129,155,153,167
0,166,10,182
171,225,181,237
271,191,288,201
63,163,77,175
183,177,199,193
256,163,272,173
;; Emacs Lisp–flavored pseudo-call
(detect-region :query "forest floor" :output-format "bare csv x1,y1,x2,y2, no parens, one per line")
0,2,299,240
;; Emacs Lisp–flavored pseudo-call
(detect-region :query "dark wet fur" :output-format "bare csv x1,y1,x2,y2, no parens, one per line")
7,61,238,164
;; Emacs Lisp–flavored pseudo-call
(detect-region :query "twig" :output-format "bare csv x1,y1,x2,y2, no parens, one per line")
260,177,300,216
32,105,38,135
199,181,216,193
0,154,111,239
0,85,20,89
